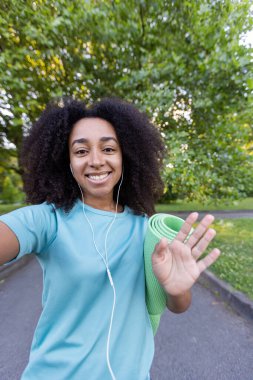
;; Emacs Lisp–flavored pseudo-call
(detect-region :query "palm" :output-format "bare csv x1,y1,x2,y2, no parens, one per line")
152,213,220,296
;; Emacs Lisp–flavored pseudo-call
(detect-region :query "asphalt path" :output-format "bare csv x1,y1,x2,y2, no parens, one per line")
168,210,253,220
0,257,253,380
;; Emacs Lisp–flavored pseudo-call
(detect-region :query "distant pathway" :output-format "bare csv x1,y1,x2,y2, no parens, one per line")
167,210,253,219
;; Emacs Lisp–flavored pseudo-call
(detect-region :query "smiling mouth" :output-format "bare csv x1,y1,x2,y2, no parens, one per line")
86,172,111,181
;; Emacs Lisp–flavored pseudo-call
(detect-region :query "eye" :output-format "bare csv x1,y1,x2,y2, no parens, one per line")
103,147,115,153
76,148,88,156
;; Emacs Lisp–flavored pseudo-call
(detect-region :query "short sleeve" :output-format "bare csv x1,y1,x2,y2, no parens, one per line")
0,203,57,262
142,214,149,242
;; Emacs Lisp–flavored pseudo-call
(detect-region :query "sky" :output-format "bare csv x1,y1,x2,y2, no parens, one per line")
241,29,253,47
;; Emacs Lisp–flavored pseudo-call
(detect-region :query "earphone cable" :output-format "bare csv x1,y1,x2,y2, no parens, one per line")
78,185,117,380
76,171,124,380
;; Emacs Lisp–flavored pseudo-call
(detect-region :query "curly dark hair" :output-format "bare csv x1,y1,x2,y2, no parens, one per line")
21,97,165,216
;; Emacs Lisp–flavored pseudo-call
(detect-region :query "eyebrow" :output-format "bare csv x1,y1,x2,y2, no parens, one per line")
71,136,118,147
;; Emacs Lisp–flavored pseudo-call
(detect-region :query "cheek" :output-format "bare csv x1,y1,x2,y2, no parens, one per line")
116,152,123,167
70,159,85,176
115,158,123,174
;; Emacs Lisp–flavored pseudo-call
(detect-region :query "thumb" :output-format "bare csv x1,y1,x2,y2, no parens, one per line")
152,237,168,265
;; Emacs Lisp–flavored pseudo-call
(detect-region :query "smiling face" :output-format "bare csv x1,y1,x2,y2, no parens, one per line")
69,117,123,210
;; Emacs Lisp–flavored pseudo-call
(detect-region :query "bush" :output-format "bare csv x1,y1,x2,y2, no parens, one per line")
0,176,24,204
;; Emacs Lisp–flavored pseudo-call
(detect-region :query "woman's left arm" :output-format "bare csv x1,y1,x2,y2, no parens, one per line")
151,213,220,313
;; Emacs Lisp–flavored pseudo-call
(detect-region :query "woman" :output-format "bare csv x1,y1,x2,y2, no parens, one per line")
0,97,220,380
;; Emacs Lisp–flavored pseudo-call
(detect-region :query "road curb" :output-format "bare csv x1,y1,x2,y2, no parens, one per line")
198,270,253,323
0,256,34,281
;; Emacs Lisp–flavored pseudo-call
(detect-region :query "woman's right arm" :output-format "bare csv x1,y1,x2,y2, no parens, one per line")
0,221,19,265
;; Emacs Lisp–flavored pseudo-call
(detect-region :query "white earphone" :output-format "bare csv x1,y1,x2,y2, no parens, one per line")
70,164,74,176
69,163,124,380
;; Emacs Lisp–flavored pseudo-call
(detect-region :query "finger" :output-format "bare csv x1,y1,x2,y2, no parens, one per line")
191,228,217,259
152,237,168,262
186,214,215,249
175,212,199,242
197,248,221,273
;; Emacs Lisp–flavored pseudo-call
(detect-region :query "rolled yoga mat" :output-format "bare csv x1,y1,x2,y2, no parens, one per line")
144,213,191,335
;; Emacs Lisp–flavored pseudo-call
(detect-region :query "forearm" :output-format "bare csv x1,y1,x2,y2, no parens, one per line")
166,289,192,313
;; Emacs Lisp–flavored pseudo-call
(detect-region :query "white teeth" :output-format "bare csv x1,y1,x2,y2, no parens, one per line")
87,173,109,181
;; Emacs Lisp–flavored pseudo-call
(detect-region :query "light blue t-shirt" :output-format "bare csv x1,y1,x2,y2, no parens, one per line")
0,200,154,380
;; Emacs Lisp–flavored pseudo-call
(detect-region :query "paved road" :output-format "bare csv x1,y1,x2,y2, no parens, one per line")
0,257,253,380
168,210,253,220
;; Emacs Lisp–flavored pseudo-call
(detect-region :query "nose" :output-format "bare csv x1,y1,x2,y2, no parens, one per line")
88,149,104,168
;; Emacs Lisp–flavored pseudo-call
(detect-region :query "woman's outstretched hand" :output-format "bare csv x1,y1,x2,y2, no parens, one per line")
151,212,221,297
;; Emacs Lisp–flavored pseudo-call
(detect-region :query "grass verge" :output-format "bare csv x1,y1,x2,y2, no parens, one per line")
156,197,253,212
208,218,253,300
0,204,25,215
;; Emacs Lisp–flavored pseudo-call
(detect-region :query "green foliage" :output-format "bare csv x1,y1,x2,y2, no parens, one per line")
0,168,25,203
0,0,252,201
1,175,23,203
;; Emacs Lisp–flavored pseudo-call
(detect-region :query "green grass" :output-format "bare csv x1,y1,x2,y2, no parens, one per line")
1,198,252,215
0,204,26,215
208,218,253,300
1,203,252,300
156,197,253,212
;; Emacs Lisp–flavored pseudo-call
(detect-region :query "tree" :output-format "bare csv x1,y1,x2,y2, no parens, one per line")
0,0,252,201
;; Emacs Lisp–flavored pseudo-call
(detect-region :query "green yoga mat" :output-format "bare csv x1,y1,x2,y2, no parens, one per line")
144,213,190,335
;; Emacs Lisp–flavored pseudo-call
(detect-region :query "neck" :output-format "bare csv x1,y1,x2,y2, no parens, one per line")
81,197,123,213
